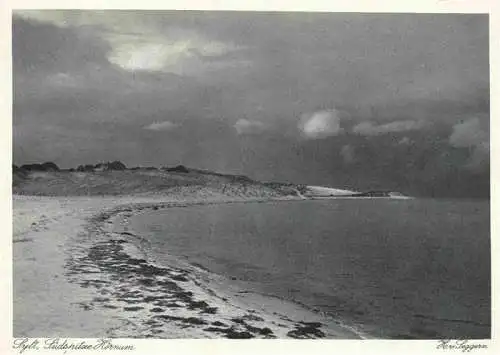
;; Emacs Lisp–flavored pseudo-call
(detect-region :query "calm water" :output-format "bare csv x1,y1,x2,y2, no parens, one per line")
129,199,490,339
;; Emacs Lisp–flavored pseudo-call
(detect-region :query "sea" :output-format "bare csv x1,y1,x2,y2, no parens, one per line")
128,198,490,339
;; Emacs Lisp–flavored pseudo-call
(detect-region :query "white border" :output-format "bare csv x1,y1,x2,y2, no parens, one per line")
1,1,497,354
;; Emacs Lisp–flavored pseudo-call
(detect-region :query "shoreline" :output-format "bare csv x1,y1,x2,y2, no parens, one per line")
13,194,363,339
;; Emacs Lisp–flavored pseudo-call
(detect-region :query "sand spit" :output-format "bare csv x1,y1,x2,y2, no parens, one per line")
13,194,362,339
304,185,358,197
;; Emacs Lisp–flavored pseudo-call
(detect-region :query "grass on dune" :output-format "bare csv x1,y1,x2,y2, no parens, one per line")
13,169,297,198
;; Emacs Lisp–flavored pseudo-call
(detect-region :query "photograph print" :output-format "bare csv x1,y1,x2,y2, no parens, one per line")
12,10,490,340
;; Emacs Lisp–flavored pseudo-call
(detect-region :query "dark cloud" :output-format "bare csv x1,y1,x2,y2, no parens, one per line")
449,118,488,149
13,16,111,74
448,118,489,170
340,144,356,164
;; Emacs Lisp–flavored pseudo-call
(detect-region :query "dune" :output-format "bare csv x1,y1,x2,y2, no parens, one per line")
12,168,302,200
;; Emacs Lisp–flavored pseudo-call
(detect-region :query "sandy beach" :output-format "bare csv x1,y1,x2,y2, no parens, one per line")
13,193,362,339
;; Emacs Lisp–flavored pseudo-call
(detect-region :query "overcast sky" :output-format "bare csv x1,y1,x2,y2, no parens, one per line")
12,11,489,197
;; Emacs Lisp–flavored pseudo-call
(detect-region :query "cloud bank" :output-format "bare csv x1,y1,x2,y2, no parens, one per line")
352,120,424,136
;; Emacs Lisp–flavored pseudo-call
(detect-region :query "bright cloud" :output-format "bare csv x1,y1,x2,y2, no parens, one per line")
106,34,237,73
143,121,177,131
352,120,424,136
234,119,266,135
299,110,343,139
398,136,412,145
107,38,172,72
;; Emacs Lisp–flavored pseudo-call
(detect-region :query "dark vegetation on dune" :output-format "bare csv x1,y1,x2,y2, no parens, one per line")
12,161,299,197
16,162,60,172
76,161,127,172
